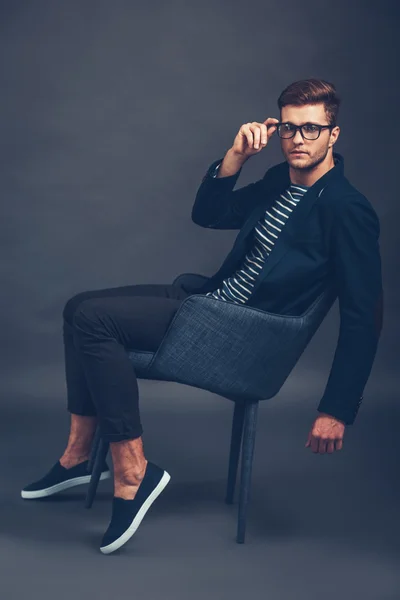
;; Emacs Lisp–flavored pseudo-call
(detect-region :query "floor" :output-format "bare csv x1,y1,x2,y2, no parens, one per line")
0,374,398,600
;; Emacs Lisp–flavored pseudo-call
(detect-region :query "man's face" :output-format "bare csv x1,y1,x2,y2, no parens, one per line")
279,103,339,171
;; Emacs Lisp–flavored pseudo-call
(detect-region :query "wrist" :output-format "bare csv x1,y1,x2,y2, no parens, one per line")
318,412,346,425
217,148,247,178
227,147,248,165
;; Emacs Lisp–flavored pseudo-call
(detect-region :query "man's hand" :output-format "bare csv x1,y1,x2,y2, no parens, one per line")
231,117,279,159
305,413,346,454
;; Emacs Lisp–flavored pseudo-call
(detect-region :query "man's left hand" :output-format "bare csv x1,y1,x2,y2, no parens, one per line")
305,413,346,454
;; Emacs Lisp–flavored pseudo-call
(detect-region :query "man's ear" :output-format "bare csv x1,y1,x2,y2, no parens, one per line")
328,126,340,148
332,125,340,141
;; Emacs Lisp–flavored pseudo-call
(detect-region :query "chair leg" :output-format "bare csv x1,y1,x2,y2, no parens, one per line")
85,438,109,509
87,426,102,474
225,401,246,504
236,400,259,544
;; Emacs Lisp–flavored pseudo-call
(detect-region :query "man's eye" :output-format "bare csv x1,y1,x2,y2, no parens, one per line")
304,125,317,132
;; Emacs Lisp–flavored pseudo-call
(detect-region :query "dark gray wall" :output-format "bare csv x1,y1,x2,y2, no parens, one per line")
0,0,398,384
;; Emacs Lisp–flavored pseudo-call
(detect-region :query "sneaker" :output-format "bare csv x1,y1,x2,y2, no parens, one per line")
21,459,111,499
100,461,170,554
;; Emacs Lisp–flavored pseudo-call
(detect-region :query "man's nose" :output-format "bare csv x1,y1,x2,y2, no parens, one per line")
293,129,304,143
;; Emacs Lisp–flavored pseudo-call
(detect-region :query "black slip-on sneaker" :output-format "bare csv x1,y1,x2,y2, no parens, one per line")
99,461,170,554
21,459,111,499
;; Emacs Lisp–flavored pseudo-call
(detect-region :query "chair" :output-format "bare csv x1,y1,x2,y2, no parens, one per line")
85,272,337,543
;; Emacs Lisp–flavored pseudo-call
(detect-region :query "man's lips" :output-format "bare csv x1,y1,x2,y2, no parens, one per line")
291,151,307,154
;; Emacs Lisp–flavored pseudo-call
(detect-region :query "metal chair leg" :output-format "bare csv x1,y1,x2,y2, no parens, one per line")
225,401,246,504
85,438,109,509
236,400,259,544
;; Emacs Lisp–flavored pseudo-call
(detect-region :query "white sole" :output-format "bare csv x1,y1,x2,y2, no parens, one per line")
100,470,171,555
21,470,111,499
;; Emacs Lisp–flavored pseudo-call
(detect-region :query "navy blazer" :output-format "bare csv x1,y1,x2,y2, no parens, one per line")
191,151,384,425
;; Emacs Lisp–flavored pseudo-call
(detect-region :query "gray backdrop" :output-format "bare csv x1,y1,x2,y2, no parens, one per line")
0,1,399,599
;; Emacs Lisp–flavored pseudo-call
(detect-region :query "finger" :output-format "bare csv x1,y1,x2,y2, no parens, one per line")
311,436,319,453
335,439,343,451
250,123,261,149
261,119,277,138
263,117,279,126
318,438,328,454
305,429,312,447
267,119,278,137
241,123,253,148
260,122,275,142
260,123,268,146
326,440,335,454
256,124,264,148
261,118,278,140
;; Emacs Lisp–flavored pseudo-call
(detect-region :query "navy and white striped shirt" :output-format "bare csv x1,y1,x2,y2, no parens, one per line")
206,178,310,304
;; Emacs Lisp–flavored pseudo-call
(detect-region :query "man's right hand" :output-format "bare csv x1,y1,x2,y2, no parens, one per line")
231,117,279,159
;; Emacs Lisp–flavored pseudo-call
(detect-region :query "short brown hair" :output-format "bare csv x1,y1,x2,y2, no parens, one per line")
277,78,341,126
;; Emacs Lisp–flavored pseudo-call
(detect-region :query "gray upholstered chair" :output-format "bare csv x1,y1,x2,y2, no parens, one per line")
85,272,337,543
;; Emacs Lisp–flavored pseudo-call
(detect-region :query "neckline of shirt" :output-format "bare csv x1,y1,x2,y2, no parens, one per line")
289,183,310,190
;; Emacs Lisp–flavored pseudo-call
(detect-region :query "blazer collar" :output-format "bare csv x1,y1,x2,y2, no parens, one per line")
267,151,344,198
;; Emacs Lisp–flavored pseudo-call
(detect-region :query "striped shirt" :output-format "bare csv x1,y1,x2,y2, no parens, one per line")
205,182,309,304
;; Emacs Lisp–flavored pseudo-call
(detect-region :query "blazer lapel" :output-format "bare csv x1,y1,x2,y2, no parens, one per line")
204,152,344,293
242,153,343,292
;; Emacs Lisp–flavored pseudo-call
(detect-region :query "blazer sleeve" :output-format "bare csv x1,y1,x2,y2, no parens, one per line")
317,194,384,425
191,157,272,230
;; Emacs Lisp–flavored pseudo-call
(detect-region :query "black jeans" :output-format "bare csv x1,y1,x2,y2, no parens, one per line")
62,283,192,442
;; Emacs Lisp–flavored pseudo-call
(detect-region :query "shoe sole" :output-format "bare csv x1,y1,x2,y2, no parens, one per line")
99,470,171,555
21,470,111,499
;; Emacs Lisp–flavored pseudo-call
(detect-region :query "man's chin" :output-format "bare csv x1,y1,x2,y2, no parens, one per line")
289,152,308,159
287,155,309,168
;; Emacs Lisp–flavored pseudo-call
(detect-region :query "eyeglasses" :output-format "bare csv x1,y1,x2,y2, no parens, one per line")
276,122,335,140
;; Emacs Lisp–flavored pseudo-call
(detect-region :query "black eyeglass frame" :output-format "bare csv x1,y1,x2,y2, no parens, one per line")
275,122,336,140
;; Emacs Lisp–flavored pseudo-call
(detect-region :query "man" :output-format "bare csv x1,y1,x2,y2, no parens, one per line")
21,78,383,554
